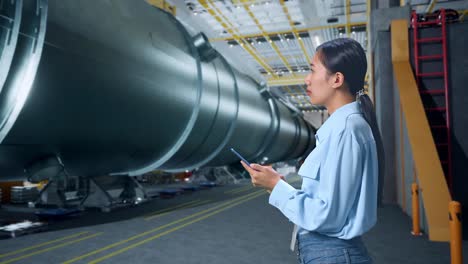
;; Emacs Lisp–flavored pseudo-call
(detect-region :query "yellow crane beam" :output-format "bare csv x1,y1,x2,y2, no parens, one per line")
240,0,295,75
209,22,367,42
426,0,438,13
267,74,308,86
366,0,374,101
199,0,277,77
460,10,467,21
283,85,307,109
146,0,176,15
279,0,312,63
346,0,351,37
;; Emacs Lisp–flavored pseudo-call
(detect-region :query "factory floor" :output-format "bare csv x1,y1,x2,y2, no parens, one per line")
0,174,465,264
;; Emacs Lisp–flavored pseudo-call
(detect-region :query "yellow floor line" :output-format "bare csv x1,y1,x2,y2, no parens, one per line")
0,231,90,258
144,200,212,221
229,187,255,194
88,191,267,264
223,185,252,194
0,232,102,264
143,199,202,218
62,190,264,264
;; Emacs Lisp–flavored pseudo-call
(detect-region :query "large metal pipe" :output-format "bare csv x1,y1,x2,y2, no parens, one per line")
0,0,315,181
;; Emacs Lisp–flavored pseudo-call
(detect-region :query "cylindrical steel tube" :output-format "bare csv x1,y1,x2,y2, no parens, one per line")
0,0,315,180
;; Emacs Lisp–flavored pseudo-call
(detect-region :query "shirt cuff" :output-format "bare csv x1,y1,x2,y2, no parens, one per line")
268,179,297,209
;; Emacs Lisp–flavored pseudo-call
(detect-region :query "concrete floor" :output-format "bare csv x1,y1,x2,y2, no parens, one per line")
0,175,466,264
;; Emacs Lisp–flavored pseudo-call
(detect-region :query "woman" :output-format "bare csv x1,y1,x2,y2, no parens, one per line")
241,38,384,264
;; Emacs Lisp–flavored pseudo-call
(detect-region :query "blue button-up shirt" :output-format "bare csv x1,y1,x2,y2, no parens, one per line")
269,101,378,239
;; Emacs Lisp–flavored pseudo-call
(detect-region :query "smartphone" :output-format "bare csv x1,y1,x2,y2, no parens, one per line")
230,148,251,167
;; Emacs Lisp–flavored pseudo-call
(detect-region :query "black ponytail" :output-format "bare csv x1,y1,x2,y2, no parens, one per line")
358,94,385,207
317,38,385,206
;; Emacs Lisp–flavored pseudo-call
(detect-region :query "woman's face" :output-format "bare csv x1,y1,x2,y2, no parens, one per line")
304,53,335,106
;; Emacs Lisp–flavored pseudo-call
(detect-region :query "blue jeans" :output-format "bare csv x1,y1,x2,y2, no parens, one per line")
296,232,373,264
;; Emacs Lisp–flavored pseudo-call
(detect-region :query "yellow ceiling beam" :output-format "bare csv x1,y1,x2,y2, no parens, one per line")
299,88,310,107
426,0,438,13
279,0,312,63
209,22,367,42
366,0,374,101
284,85,308,108
460,10,467,21
199,0,277,77
346,0,351,37
266,74,308,86
284,86,294,98
240,0,295,75
146,0,176,15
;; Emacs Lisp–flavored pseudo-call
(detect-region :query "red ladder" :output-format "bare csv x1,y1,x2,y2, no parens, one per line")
411,9,452,193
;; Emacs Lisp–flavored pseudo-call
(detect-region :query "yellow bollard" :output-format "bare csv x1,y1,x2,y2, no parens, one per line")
411,183,423,235
449,201,463,264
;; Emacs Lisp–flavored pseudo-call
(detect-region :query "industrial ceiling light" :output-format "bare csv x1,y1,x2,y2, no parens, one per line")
313,34,321,47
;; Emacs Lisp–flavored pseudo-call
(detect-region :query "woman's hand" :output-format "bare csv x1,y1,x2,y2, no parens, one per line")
240,161,284,192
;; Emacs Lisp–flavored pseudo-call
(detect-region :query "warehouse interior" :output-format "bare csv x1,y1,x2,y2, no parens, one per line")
0,0,467,263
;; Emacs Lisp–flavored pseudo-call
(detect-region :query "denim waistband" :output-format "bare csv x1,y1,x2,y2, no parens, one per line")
297,231,364,249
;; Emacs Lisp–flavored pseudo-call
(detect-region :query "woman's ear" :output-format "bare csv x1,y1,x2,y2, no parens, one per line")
330,72,345,89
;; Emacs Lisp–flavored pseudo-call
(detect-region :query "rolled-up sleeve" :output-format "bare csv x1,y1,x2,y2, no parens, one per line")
269,130,363,234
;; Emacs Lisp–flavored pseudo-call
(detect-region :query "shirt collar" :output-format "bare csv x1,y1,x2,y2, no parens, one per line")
316,101,361,142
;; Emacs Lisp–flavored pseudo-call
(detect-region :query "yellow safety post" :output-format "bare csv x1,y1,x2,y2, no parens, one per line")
411,183,423,235
449,201,463,264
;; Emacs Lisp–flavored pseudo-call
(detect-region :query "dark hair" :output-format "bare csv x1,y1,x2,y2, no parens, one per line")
316,38,385,206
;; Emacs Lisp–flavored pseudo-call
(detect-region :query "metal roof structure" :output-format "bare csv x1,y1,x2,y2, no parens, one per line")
171,0,466,113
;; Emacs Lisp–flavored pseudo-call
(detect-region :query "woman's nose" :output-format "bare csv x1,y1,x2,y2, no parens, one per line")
304,74,311,86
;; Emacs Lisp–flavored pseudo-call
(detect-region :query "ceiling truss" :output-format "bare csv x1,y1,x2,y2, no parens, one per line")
180,0,466,113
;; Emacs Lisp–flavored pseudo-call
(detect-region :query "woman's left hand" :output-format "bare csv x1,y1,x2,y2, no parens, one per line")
240,161,283,192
